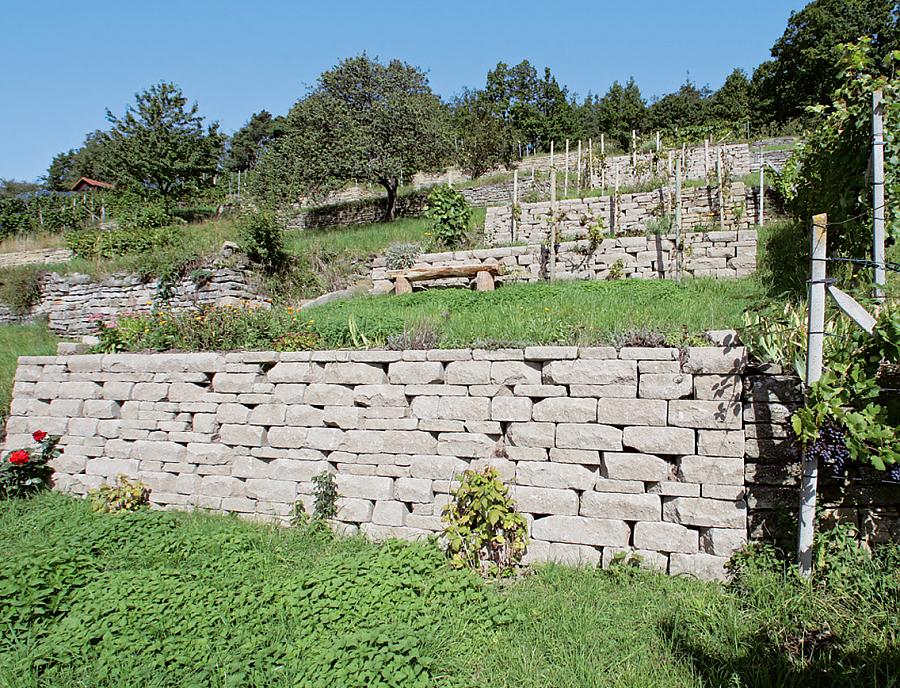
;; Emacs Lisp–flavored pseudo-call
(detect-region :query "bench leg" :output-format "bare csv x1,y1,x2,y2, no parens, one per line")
394,276,412,295
475,270,495,291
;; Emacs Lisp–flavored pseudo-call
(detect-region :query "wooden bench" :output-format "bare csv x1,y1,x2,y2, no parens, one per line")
387,264,505,294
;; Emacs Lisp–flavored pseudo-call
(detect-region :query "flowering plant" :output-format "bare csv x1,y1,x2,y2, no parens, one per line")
0,430,60,498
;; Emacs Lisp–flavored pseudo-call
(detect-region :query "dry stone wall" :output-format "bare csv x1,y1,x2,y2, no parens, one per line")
371,229,756,291
6,345,750,580
0,247,74,269
486,183,758,244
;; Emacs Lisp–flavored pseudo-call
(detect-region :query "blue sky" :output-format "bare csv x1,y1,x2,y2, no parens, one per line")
1,0,807,182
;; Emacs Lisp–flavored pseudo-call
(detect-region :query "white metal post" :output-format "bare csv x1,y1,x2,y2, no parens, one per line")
798,213,828,577
550,167,557,281
675,155,683,281
873,90,886,299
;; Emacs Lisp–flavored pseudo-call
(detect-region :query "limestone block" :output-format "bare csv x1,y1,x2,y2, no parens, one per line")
647,481,700,497
596,398,667,426
439,396,490,421
419,419,464,433
339,430,385,453
410,396,440,420
602,452,670,481
663,497,746,529
524,346,578,361
67,417,98,437
581,492,661,521
211,373,257,394
337,498,374,522
697,430,744,458
437,432,495,458
505,446,548,462
532,542,603,567
384,430,437,455
669,552,729,581
217,404,250,424
303,384,354,407
549,448,602,465
693,374,742,401
58,381,103,400
270,457,330,482
464,420,501,435
513,384,566,397
248,404,287,426
426,349,473,362
49,399,83,417
285,404,325,427
444,360,491,385
323,406,360,429
473,348,524,361
185,442,233,465
353,385,408,407
470,457,516,482
324,362,387,385
531,515,630,547
267,426,309,449
517,462,595,490
543,359,636,385
506,422,556,448
273,384,307,404
219,423,266,447
639,360,681,374
491,397,533,422
700,528,745,557
618,347,677,360
243,478,295,503
491,361,541,385
533,398,597,423
349,351,403,363
639,374,692,399
263,362,323,384
395,477,433,503
129,440,186,463
682,347,747,374
337,474,394,500
86,456,140,477
406,385,467,397
556,424,622,451
678,455,745,485
388,361,444,385
668,400,742,429
410,454,469,480
622,427,694,455
570,384,636,398
231,455,272,479
360,524,431,542
373,500,409,526
305,427,345,451
633,521,699,554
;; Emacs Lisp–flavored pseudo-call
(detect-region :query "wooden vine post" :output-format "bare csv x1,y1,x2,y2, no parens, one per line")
675,155,683,281
798,213,828,577
549,167,558,281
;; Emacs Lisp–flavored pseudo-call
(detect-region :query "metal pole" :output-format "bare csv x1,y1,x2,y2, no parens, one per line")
798,213,828,577
550,168,557,282
873,90,886,299
513,169,518,243
759,163,765,227
565,139,570,197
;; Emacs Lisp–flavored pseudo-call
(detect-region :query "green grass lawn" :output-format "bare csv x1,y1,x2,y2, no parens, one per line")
0,494,897,688
0,324,58,435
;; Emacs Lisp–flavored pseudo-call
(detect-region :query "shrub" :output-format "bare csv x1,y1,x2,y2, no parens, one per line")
384,242,421,270
424,185,471,248
0,265,44,316
88,474,151,514
236,209,289,271
0,431,59,499
65,224,178,259
441,467,528,576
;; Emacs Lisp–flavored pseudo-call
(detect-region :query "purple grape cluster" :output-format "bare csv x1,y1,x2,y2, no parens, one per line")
806,417,851,475
887,463,900,483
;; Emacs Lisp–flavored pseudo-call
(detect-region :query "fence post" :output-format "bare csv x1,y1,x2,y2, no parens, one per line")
798,213,828,577
550,167,557,282
675,155,683,281
873,89,886,299
512,169,518,243
565,139,570,198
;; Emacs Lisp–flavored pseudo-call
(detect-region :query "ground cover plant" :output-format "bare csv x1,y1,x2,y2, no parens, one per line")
0,494,898,687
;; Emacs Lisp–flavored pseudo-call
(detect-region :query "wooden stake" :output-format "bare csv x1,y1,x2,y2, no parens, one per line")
675,155,683,281
717,152,725,228
513,169,519,243
550,168,557,282
577,140,583,193
798,213,827,577
759,163,765,227
565,139,570,197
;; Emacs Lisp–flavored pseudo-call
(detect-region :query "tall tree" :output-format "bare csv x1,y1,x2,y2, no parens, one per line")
224,110,287,173
709,69,752,124
754,0,900,123
104,82,224,207
592,78,647,150
43,130,110,191
255,54,452,221
648,79,711,131
451,88,517,179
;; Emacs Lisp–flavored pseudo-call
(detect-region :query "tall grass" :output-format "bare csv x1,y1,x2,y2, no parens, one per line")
0,324,57,434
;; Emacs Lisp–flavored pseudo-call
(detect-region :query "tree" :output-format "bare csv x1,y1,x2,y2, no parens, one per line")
754,0,900,124
648,79,711,131
104,82,224,207
451,88,517,179
223,110,287,173
256,55,452,221
590,78,647,150
709,69,753,124
43,130,110,191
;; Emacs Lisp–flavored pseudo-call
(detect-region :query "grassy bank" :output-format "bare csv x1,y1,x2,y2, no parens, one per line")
0,494,897,688
0,324,58,435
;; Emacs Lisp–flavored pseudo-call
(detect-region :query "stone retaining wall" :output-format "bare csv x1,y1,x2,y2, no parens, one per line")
0,248,74,269
370,229,756,291
0,264,265,335
486,183,758,244
6,345,750,579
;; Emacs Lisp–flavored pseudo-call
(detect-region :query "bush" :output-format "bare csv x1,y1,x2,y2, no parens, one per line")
384,242,421,270
170,206,217,223
0,265,44,315
65,225,178,259
424,185,471,248
89,474,151,514
0,431,59,499
236,209,289,271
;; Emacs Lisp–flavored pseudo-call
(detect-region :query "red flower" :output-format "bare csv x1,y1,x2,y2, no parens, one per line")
32,431,47,443
9,450,29,466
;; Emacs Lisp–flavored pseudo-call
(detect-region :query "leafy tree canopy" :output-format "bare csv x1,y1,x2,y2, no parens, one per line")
224,110,287,173
43,130,109,192
709,69,753,124
451,88,518,179
648,79,711,131
255,54,452,221
583,78,647,151
104,81,224,208
0,179,41,199
754,0,900,124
